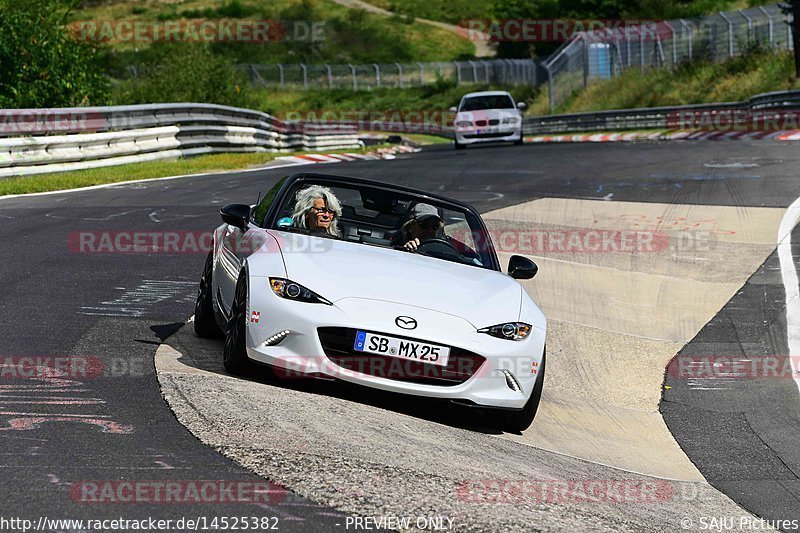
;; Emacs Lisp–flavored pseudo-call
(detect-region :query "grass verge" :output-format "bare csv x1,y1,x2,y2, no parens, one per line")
255,81,541,116
0,152,284,196
530,50,800,116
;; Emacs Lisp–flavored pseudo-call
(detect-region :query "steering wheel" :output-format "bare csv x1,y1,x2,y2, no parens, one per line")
415,237,466,262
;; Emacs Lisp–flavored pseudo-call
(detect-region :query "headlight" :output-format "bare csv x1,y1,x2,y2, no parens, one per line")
456,121,473,128
502,117,520,125
269,278,332,305
478,322,532,341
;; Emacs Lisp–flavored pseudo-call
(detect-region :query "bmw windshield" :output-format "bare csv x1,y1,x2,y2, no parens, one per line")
460,95,515,111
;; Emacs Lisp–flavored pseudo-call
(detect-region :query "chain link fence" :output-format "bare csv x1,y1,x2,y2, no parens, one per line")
131,4,793,117
544,4,794,113
240,59,545,90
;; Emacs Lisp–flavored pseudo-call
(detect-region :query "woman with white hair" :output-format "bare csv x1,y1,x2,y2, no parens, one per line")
290,184,343,237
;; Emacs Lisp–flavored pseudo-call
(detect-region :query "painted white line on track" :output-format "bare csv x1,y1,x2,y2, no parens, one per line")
777,196,800,395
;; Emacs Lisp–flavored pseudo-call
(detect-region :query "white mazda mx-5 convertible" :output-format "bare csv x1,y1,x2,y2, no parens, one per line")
193,173,547,432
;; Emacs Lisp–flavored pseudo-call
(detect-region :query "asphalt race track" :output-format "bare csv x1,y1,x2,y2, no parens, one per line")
2,141,800,531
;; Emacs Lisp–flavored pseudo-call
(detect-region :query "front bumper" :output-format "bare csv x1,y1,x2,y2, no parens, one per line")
455,126,522,145
245,286,545,409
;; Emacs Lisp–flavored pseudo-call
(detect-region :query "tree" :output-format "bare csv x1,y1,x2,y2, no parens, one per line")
782,1,800,78
0,0,109,108
491,0,642,59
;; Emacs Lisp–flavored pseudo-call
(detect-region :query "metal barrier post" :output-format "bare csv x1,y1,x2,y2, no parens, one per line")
348,64,357,90
758,6,774,48
373,64,381,87
582,38,589,87
639,27,645,69
417,62,425,85
300,64,308,89
680,19,693,59
720,13,734,57
626,34,632,67
467,60,478,83
278,64,285,89
396,63,404,88
325,64,333,89
665,22,677,65
739,9,753,45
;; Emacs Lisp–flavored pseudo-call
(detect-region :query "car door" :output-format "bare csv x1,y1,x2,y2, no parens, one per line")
216,179,287,314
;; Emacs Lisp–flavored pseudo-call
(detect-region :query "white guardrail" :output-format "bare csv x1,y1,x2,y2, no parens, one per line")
0,103,362,178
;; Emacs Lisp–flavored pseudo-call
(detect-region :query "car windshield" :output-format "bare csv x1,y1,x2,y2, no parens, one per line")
266,180,499,271
460,95,515,111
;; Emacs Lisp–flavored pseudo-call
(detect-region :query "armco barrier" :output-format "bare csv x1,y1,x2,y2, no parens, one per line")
523,89,800,135
0,103,361,178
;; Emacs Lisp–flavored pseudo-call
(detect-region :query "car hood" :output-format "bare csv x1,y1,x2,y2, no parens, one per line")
271,231,522,328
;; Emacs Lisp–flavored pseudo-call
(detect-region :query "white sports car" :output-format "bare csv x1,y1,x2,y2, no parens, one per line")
194,173,547,432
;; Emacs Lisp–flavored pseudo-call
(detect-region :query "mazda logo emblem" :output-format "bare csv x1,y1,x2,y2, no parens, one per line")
395,316,417,330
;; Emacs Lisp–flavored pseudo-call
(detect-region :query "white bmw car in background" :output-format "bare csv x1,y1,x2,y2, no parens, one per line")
193,173,547,432
450,90,526,150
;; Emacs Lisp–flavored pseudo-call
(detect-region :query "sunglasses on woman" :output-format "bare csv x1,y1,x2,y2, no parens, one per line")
311,206,336,215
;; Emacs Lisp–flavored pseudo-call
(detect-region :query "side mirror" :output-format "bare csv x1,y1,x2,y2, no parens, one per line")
220,204,251,230
508,255,537,280
449,106,458,113
517,102,527,111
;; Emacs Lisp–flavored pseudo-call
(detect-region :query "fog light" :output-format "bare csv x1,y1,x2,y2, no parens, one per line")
263,330,290,347
501,369,522,393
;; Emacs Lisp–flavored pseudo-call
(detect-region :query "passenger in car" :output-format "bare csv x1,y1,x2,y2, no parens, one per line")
391,203,444,251
392,203,480,258
291,185,343,237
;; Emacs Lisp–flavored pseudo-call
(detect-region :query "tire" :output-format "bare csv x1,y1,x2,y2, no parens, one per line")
223,271,253,375
502,350,546,433
454,139,465,150
194,251,223,338
514,137,525,146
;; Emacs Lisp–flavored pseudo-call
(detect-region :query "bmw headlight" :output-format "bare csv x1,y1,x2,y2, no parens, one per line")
478,322,532,341
502,117,520,125
456,121,473,128
269,278,332,305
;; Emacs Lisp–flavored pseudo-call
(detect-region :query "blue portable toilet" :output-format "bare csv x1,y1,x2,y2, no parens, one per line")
588,43,612,79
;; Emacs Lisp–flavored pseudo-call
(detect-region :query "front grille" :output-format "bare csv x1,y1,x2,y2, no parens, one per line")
489,119,500,126
464,132,510,139
318,327,485,386
475,120,488,127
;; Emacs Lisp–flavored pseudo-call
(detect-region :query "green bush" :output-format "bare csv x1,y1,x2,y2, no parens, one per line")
113,43,251,107
0,0,110,108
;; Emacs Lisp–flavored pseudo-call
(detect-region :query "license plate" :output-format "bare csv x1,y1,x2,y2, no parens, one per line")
353,331,450,367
